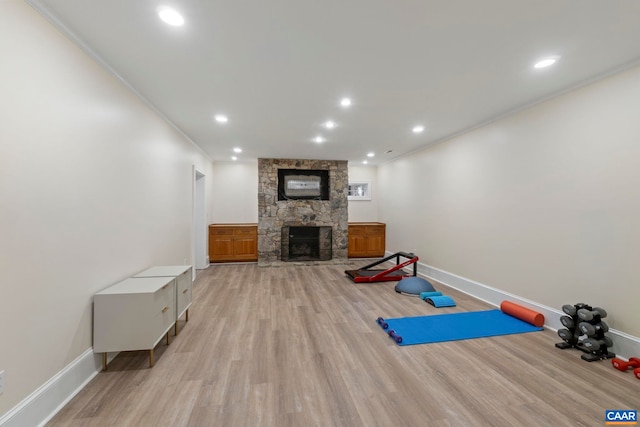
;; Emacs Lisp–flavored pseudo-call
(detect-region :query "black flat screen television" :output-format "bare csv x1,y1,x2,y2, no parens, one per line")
278,169,330,200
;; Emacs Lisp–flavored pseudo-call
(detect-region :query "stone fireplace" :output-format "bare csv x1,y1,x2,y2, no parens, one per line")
258,158,348,264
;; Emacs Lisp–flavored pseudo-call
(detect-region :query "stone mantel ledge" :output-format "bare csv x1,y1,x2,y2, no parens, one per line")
258,259,356,268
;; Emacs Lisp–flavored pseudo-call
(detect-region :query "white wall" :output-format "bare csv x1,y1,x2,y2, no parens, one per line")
209,162,379,224
347,165,379,222
378,64,640,338
0,1,213,415
210,161,259,223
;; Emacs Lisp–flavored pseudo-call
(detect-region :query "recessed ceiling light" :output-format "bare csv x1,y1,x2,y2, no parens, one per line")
214,114,228,123
157,6,184,26
313,136,325,143
233,147,242,153
324,120,336,129
340,98,352,108
231,156,237,161
412,125,425,133
367,152,375,157
534,56,559,69
362,160,368,164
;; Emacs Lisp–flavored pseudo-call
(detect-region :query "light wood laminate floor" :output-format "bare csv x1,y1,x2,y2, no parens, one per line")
48,263,640,426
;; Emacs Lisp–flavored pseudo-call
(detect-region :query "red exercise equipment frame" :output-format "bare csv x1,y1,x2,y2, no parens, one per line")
345,252,419,283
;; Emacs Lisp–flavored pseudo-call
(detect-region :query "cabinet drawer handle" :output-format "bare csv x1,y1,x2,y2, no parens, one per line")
162,306,169,313
182,289,188,294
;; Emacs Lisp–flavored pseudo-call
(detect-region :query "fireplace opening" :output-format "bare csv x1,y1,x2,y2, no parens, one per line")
281,226,332,261
289,227,319,259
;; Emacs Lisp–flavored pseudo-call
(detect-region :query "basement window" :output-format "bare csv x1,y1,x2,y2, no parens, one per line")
348,181,371,200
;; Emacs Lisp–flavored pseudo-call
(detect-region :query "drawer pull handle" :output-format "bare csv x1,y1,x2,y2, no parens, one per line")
183,289,188,294
162,306,169,313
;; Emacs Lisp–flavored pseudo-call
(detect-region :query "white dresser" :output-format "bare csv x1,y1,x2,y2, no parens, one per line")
133,265,193,335
94,276,176,369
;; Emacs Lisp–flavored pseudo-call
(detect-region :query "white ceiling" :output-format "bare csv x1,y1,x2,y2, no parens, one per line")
29,0,640,165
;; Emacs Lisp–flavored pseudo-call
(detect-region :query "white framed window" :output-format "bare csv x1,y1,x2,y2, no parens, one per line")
348,181,371,200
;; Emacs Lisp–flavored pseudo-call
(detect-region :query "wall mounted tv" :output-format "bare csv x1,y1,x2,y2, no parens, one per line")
278,169,330,200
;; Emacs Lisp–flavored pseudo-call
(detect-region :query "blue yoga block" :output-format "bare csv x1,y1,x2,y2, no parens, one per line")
419,291,442,300
425,295,456,308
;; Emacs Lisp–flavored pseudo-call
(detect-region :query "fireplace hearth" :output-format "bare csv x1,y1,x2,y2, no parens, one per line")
281,226,332,261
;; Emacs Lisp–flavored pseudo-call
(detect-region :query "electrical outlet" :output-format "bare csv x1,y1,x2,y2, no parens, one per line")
183,258,188,265
0,370,5,395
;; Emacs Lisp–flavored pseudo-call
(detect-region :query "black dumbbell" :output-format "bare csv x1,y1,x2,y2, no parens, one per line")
562,303,591,317
578,321,609,337
376,317,389,329
562,305,577,316
577,307,607,321
557,328,577,342
387,330,402,343
560,316,575,329
581,336,613,349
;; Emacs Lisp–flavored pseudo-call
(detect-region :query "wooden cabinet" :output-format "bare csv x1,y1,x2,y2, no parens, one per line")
209,224,258,262
93,276,176,369
133,265,192,335
348,222,386,258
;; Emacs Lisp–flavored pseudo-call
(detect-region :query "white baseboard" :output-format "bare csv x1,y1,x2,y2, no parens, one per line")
0,349,114,427
392,253,640,359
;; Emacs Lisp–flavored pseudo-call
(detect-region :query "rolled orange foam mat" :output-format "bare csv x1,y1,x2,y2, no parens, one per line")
500,301,545,327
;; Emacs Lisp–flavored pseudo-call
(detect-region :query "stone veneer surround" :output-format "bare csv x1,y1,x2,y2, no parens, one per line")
258,158,348,264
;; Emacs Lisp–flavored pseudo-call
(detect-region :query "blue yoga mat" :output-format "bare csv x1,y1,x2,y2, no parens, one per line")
378,309,543,346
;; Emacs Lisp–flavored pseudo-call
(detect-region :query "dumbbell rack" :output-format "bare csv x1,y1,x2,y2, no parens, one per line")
555,303,615,362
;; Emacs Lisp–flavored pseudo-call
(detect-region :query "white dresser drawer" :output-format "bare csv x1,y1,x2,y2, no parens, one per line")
153,302,176,340
93,276,177,357
134,265,193,334
176,269,192,316
152,281,175,316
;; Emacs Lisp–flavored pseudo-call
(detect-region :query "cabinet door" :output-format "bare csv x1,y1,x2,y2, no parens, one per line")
233,235,257,260
365,225,385,256
348,225,367,258
233,227,257,260
210,228,235,261
348,232,368,257
365,234,385,256
210,235,234,260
